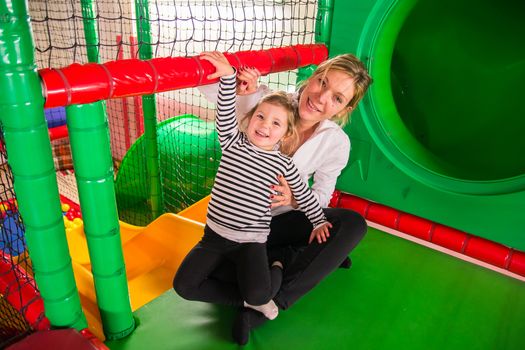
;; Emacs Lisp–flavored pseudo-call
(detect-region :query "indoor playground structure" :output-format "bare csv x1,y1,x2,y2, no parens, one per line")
1,0,524,349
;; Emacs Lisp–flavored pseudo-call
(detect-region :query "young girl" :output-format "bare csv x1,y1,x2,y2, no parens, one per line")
173,51,332,321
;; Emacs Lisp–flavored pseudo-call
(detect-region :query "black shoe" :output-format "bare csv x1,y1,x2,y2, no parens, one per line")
232,307,269,346
339,256,352,269
268,245,297,270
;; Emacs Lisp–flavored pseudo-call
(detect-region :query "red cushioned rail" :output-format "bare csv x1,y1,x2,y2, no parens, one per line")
330,191,525,278
40,44,328,108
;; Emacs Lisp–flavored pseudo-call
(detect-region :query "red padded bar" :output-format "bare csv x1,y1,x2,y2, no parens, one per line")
333,192,525,278
464,236,512,269
41,44,328,108
431,225,468,252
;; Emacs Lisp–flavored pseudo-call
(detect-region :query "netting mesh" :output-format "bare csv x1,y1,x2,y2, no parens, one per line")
1,0,317,342
0,128,40,348
29,0,317,225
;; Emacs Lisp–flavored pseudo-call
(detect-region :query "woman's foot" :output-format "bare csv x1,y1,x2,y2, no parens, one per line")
243,299,278,320
339,256,352,269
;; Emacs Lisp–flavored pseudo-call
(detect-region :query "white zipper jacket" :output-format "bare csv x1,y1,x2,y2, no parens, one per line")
199,83,350,215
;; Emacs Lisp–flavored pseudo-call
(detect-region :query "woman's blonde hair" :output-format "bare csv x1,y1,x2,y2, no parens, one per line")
240,91,299,156
301,54,373,126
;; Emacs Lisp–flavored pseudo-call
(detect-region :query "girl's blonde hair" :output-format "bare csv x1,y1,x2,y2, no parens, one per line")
240,91,299,156
300,54,373,126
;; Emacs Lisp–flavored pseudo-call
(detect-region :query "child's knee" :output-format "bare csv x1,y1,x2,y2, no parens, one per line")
173,273,196,300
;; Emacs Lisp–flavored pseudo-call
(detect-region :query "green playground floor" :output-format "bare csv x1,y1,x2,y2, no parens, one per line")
106,227,525,350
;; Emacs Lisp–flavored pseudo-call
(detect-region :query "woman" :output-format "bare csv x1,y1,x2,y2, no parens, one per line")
197,54,372,344
173,51,332,321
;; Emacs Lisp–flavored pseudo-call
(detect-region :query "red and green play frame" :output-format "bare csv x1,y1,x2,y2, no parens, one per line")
1,0,524,348
109,0,525,348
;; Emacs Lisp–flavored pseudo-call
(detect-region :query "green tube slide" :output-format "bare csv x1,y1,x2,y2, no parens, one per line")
361,0,525,194
331,0,525,249
115,115,220,226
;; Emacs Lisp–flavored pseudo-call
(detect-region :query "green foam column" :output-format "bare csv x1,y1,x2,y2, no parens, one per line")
80,0,100,63
66,102,135,340
298,0,334,84
315,0,334,45
0,0,87,330
78,0,135,339
134,0,163,220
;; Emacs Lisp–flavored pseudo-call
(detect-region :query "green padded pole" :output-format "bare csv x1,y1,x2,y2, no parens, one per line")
80,0,100,63
77,0,134,339
0,0,87,330
298,0,334,84
134,0,163,220
315,0,334,45
66,102,135,340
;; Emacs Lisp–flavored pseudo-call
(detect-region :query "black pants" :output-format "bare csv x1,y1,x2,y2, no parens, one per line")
173,226,282,306
207,207,367,310
269,208,366,309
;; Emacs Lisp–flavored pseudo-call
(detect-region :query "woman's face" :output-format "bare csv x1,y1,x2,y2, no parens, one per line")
298,69,355,125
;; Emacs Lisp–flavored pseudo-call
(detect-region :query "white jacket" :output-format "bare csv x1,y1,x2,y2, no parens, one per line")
199,83,350,214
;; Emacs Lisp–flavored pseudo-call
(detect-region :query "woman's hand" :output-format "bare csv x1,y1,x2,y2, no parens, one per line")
236,67,261,95
270,175,298,209
200,51,235,79
309,222,332,244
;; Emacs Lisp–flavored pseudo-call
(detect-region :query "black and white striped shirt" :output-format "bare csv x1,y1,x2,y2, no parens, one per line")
206,73,327,243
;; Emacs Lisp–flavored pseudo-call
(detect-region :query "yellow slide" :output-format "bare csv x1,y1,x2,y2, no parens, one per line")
66,196,210,340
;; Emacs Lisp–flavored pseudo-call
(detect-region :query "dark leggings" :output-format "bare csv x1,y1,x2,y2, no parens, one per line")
209,207,367,310
269,208,366,309
173,226,282,306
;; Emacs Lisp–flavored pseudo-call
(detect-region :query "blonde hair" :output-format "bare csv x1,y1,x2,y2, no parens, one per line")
301,54,373,126
240,91,299,156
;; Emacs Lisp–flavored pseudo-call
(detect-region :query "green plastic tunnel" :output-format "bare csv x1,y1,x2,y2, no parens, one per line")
343,0,525,195
115,115,220,226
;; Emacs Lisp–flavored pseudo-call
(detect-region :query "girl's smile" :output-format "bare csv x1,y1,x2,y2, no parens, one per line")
246,102,289,151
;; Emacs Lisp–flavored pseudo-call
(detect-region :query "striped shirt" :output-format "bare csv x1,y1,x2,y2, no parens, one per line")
206,72,327,243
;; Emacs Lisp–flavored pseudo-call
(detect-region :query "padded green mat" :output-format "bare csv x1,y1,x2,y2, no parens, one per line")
107,227,525,349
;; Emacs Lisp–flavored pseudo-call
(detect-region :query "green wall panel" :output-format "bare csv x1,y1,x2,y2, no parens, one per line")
331,0,525,250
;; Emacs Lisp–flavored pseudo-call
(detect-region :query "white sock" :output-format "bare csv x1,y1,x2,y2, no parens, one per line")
272,261,283,269
244,299,279,320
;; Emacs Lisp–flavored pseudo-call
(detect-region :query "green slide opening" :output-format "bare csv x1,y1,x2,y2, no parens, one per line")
360,0,525,194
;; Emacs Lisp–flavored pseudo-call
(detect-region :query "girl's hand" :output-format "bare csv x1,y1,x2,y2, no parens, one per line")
236,67,261,95
200,51,235,79
270,175,298,209
309,222,332,244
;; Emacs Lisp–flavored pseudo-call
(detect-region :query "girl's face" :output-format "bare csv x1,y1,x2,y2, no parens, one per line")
246,102,289,151
298,69,356,125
